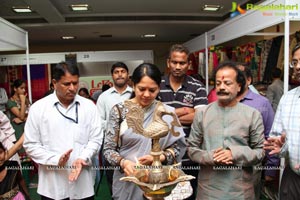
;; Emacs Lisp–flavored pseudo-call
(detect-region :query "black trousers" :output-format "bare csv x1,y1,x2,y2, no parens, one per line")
280,165,300,200
41,195,94,200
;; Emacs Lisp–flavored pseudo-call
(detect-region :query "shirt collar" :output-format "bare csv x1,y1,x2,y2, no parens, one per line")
50,91,80,108
240,89,255,101
111,85,133,94
165,75,188,88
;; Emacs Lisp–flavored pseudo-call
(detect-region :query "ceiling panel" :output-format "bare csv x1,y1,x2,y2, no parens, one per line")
0,0,262,45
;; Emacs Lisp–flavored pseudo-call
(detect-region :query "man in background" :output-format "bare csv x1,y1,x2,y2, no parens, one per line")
158,44,207,200
266,68,284,112
236,63,278,199
96,62,132,195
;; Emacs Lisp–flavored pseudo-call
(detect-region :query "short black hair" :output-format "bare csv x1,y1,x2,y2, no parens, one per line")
102,84,110,92
236,62,253,84
272,68,282,79
111,62,128,74
168,44,189,59
214,61,246,96
52,62,79,81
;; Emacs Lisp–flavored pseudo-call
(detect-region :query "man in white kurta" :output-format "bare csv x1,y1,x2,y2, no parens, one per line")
24,62,102,200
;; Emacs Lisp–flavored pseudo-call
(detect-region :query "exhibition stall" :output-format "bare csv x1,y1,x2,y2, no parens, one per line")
0,17,31,102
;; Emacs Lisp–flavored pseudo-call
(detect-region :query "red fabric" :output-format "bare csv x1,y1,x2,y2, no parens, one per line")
207,88,217,103
30,79,48,102
187,53,198,75
22,64,49,102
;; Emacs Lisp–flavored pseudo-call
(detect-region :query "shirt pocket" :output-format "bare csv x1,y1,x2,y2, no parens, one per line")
74,125,90,145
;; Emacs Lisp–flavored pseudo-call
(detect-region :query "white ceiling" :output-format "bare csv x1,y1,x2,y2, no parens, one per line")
0,0,261,45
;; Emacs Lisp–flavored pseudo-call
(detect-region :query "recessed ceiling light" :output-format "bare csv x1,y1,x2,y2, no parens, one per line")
70,4,89,11
99,34,112,38
12,6,32,13
203,5,221,11
61,36,76,40
141,34,156,38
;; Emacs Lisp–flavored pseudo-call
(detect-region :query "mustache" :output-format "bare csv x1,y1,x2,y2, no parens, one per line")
217,91,229,95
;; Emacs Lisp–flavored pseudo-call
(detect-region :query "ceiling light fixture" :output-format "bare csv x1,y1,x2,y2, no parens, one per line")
12,6,32,13
203,5,221,11
99,34,112,38
61,36,76,40
141,34,156,38
70,4,89,11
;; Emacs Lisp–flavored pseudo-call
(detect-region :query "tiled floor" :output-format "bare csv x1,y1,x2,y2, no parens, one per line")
29,174,112,200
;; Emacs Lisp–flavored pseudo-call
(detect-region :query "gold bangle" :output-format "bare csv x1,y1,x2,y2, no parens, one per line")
165,148,175,158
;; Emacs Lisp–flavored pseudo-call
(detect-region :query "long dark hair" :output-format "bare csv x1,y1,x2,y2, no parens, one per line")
130,63,162,98
11,79,25,97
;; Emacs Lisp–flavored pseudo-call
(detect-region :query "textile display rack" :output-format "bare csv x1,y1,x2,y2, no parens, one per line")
184,0,300,94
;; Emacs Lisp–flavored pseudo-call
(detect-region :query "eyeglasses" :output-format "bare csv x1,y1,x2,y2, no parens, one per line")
290,59,300,68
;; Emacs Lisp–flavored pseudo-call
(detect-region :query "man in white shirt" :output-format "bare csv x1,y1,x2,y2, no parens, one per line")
24,62,102,200
264,43,300,200
96,62,132,194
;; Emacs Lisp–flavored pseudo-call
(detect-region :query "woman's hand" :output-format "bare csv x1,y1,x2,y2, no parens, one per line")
19,94,26,103
264,133,286,155
122,159,136,176
138,155,153,165
13,117,23,124
138,154,166,165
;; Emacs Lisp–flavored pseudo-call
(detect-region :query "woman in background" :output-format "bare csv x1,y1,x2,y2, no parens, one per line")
6,79,31,186
6,79,30,140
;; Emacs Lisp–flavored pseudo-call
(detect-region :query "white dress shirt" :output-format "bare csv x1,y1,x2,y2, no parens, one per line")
96,86,132,134
24,92,102,199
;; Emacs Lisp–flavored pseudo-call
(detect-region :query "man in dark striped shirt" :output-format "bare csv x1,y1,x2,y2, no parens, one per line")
158,44,207,200
158,44,207,136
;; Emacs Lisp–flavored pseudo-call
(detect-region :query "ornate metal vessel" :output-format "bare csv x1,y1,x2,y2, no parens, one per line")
120,101,194,200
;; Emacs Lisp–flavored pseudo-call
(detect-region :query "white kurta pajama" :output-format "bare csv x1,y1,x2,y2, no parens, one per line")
24,93,102,199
